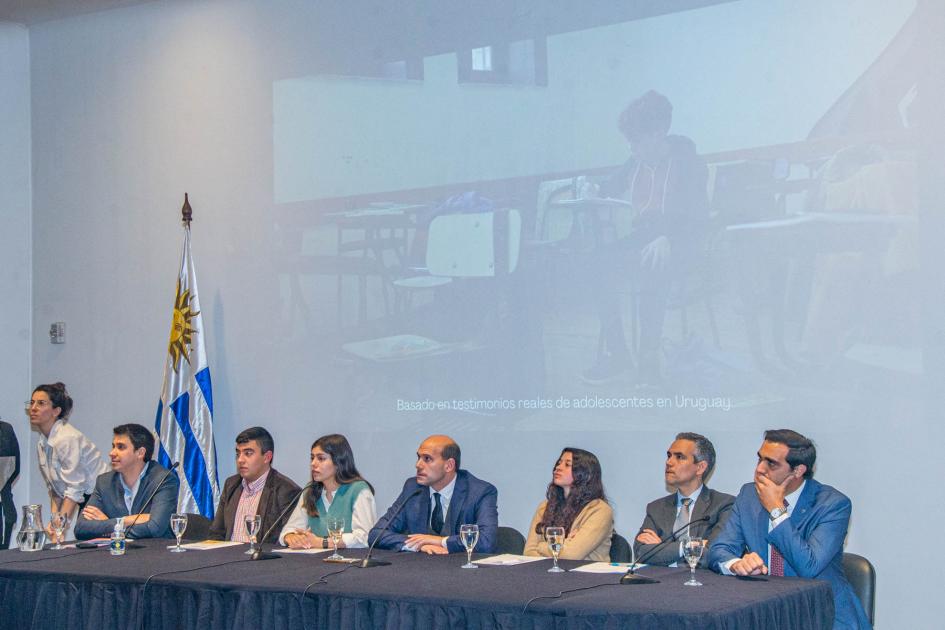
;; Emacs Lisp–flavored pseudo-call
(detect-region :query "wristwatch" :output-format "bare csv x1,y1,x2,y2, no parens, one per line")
769,506,787,521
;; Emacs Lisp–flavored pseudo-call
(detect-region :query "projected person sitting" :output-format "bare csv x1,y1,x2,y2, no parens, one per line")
279,433,376,549
74,423,179,540
523,447,613,561
633,432,733,567
368,435,498,554
583,90,709,387
707,430,871,630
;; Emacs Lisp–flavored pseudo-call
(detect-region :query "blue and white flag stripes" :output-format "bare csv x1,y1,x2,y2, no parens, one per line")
154,225,220,518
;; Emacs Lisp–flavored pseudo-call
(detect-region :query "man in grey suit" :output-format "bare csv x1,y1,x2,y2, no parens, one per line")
633,432,734,566
75,423,179,540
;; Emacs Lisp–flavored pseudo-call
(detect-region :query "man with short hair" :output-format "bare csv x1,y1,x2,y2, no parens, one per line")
75,423,179,539
708,429,871,630
369,435,498,554
209,426,299,543
634,432,734,566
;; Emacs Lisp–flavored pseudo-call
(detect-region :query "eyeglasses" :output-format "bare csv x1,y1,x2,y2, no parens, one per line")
24,400,51,410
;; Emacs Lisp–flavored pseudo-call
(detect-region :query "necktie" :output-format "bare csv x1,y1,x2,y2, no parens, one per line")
430,492,444,534
769,500,789,576
673,497,692,539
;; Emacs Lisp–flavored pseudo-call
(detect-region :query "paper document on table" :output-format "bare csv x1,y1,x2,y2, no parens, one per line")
474,554,547,566
176,540,245,550
273,547,332,554
571,562,644,574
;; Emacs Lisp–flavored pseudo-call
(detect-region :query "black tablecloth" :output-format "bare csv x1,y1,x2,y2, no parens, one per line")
0,540,834,629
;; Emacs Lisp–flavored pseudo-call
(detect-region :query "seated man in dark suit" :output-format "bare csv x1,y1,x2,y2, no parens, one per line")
209,426,299,543
707,429,872,630
634,432,734,567
369,435,498,554
75,423,179,539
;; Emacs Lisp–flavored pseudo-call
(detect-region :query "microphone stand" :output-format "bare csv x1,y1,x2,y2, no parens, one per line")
620,515,710,585
251,481,314,561
359,488,423,568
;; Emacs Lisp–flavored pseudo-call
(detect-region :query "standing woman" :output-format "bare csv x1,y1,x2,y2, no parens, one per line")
279,434,376,549
524,447,614,561
28,382,108,541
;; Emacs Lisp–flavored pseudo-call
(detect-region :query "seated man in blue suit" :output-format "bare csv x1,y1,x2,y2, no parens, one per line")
707,429,871,630
369,435,498,554
75,423,179,540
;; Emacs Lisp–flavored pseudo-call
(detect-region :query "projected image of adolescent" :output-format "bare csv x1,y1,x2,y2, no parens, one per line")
269,0,924,429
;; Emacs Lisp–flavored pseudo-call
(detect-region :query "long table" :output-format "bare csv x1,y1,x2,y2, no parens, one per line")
0,540,833,629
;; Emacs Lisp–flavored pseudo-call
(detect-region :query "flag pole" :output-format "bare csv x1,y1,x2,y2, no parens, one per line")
181,193,193,226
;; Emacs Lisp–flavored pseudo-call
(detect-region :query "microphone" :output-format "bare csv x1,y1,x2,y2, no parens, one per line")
620,515,710,585
359,488,423,568
251,480,314,561
123,461,180,544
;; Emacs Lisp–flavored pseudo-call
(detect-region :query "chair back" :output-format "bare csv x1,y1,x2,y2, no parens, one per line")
426,210,522,277
182,513,212,541
495,526,526,555
842,552,876,626
609,532,632,563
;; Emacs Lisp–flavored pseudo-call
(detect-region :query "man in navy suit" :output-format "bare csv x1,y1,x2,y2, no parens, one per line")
707,429,871,630
369,435,498,554
75,423,179,540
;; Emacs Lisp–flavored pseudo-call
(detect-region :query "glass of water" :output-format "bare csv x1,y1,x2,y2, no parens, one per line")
326,517,345,561
244,514,261,555
544,526,566,573
49,512,69,550
682,535,706,586
170,513,188,552
460,523,479,569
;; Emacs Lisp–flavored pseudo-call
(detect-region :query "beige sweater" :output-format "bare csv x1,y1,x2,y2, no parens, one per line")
523,498,613,562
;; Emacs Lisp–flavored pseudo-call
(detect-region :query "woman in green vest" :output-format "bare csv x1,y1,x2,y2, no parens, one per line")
279,434,376,549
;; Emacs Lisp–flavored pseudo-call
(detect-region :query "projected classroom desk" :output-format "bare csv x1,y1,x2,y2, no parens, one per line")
1,540,833,629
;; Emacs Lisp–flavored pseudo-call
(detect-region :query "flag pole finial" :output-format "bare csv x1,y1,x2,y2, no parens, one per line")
181,193,193,226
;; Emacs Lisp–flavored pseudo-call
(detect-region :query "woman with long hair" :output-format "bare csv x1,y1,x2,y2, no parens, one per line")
27,382,108,542
279,434,376,549
523,447,613,561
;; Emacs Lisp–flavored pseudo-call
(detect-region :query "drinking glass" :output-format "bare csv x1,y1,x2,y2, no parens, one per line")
49,512,68,550
459,523,479,569
682,535,706,586
244,514,262,555
170,513,188,552
326,517,345,561
544,526,566,573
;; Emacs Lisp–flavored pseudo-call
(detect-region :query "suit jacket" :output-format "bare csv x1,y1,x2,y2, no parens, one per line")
634,485,734,568
368,470,498,553
74,461,180,540
0,421,20,549
208,468,300,543
708,480,871,630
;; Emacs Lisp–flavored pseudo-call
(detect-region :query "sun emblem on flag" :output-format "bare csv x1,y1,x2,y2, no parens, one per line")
168,278,199,372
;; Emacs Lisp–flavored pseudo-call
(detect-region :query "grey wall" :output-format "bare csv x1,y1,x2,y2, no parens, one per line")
18,1,939,627
0,21,31,521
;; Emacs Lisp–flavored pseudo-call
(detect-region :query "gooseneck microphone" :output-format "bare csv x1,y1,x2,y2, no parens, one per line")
359,488,423,568
620,515,711,585
251,480,314,561
124,461,180,541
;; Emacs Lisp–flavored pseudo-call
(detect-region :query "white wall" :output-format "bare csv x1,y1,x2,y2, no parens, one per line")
24,1,937,627
0,21,32,528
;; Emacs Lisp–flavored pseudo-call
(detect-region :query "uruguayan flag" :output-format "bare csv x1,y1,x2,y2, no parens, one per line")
155,222,220,518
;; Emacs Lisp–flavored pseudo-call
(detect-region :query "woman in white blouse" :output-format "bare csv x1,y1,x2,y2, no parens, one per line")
279,434,376,549
28,382,108,541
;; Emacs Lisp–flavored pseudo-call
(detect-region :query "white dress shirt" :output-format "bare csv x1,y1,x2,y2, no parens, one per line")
36,420,109,503
278,485,377,548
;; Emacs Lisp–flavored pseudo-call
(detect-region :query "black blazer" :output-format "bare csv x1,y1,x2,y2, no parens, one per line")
633,485,734,567
208,468,300,544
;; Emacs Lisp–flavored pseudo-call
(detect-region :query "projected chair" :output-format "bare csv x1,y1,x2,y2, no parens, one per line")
341,209,522,370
